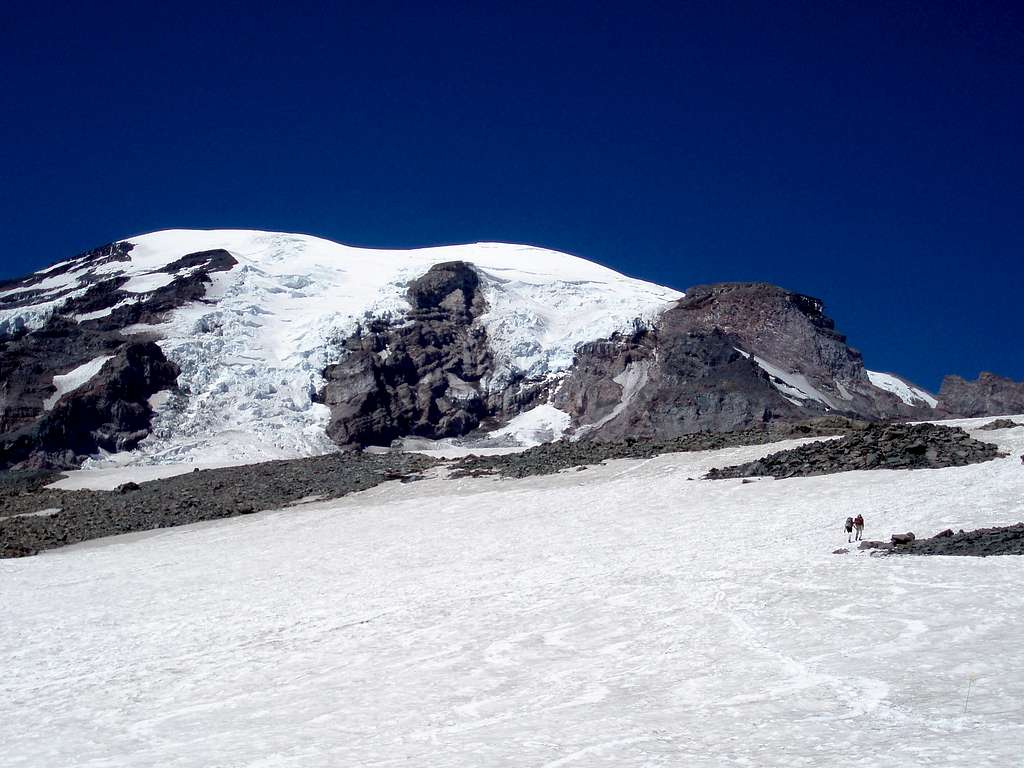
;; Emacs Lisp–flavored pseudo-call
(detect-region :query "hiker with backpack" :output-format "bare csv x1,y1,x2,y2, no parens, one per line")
854,514,865,541
844,517,855,543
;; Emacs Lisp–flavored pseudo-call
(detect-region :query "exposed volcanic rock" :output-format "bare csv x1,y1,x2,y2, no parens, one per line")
978,418,1024,431
553,282,925,440
935,373,1024,418
76,248,237,331
900,523,1024,557
322,262,543,447
555,325,804,438
705,423,1001,479
0,450,437,557
674,283,861,380
859,523,1024,557
0,342,179,469
665,284,925,419
0,242,134,323
1,316,125,437
451,417,868,478
0,245,238,468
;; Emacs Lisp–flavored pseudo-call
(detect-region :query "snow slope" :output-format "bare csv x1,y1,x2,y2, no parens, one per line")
12,230,680,467
867,370,938,408
3,417,1024,767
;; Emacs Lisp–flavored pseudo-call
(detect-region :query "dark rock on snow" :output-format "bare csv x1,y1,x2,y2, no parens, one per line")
705,423,1002,480
0,450,437,558
553,283,930,442
896,523,1024,557
0,342,179,470
451,417,868,479
977,418,1024,431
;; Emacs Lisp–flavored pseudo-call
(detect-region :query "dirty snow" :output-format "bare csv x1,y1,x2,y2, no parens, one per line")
484,402,572,447
4,417,1023,766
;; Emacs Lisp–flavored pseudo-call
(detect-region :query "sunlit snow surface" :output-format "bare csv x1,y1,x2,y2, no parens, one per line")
867,370,939,408
58,229,682,467
4,417,1024,767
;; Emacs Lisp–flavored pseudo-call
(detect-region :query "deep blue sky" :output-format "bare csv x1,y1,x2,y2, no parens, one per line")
2,1,1021,389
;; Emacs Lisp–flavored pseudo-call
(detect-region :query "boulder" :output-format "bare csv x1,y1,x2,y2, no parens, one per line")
858,540,890,550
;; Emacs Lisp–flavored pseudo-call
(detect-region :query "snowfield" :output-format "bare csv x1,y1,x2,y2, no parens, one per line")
3,418,1024,767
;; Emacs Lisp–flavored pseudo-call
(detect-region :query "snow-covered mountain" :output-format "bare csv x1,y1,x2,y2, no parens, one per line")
0,230,681,467
9,227,1015,471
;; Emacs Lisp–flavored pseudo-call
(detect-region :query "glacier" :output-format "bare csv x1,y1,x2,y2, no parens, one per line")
11,229,681,468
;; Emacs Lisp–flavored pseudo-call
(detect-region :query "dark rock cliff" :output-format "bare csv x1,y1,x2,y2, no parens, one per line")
554,325,803,438
935,373,1024,418
554,283,929,440
0,342,179,469
322,262,533,446
0,244,236,469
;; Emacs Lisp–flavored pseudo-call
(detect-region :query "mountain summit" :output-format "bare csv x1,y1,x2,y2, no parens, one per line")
0,229,1016,470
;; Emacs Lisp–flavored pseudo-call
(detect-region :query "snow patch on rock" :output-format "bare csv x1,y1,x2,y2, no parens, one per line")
867,370,937,408
736,348,839,409
44,355,115,410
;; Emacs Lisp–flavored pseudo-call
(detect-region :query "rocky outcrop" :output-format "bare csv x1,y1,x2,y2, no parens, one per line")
0,316,124,438
900,523,1024,557
663,284,929,419
0,242,135,335
554,283,928,440
555,326,804,438
860,523,1024,557
978,418,1024,431
705,423,1002,479
322,262,544,447
0,244,237,468
935,373,1024,418
0,342,179,469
